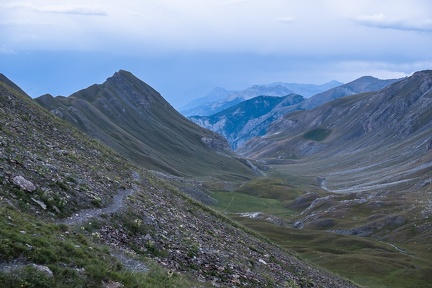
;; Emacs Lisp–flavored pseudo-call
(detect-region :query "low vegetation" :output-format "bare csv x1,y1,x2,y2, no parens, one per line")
303,128,332,142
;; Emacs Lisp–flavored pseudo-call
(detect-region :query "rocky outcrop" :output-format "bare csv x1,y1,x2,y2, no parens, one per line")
200,136,230,152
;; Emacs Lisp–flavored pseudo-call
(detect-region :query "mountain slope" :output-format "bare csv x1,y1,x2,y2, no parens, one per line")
189,76,397,150
240,70,432,192
35,70,254,179
0,74,357,287
190,94,304,149
300,76,401,110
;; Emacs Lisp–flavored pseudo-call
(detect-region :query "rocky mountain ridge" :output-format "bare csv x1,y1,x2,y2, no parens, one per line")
190,75,399,150
299,75,402,110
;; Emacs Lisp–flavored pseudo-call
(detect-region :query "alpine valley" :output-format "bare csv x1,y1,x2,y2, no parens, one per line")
0,69,431,288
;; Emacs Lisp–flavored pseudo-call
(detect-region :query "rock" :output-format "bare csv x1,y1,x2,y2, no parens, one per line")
30,264,54,277
12,175,36,192
31,198,47,210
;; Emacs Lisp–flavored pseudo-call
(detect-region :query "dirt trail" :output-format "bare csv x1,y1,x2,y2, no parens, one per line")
61,171,141,226
61,187,136,226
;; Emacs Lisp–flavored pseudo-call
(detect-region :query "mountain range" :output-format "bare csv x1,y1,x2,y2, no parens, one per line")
191,75,400,150
180,80,342,116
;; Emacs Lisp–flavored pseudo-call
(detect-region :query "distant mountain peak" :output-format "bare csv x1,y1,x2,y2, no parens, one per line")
180,80,343,117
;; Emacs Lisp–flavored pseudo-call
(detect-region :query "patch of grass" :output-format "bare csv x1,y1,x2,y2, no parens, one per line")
303,128,332,142
211,190,296,219
235,177,304,202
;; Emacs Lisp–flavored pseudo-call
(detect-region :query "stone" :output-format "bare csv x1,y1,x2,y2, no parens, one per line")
31,264,54,277
12,175,36,192
31,198,47,210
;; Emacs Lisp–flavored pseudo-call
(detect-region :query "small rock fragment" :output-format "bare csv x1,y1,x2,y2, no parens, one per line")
31,198,47,210
258,259,267,265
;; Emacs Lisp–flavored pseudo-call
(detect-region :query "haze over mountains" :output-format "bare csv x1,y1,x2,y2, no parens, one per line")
190,94,305,149
190,75,401,149
180,80,342,116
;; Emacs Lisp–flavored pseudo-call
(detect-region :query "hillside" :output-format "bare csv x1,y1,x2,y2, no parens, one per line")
190,94,304,149
240,71,432,176
35,70,254,179
0,74,357,287
299,76,401,110
224,71,432,287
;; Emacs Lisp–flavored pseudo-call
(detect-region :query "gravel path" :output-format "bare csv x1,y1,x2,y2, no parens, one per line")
60,187,136,226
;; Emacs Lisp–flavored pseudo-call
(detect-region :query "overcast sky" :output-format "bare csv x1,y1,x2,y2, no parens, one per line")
1,0,431,108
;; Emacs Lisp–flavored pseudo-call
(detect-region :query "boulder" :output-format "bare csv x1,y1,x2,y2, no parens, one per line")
12,175,36,192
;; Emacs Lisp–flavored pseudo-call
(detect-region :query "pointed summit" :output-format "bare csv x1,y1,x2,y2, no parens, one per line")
35,71,255,178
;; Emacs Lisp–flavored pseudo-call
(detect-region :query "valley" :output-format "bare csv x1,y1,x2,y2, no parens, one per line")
191,70,432,287
207,171,432,288
1,69,432,287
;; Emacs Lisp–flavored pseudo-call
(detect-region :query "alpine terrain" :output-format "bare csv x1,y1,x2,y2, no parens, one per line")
233,70,432,287
190,75,399,150
0,74,357,287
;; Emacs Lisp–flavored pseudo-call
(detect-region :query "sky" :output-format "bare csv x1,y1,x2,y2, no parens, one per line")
0,0,431,108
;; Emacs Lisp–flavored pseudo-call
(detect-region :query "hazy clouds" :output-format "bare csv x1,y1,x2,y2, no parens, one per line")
0,0,431,106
